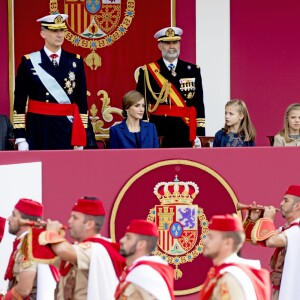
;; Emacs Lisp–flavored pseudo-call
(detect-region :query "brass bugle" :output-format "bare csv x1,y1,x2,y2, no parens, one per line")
236,202,280,212
19,218,68,229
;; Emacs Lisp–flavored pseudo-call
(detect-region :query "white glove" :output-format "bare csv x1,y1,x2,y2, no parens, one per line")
17,141,29,151
74,146,84,150
194,137,201,148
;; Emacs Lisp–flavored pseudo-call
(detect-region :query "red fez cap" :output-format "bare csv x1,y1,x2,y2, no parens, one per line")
126,219,158,237
72,198,105,216
15,198,43,217
285,185,300,197
209,214,243,232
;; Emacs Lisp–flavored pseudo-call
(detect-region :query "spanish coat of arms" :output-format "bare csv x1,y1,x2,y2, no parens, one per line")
147,176,209,279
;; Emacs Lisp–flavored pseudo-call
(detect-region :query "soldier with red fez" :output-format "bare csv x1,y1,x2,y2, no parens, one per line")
115,219,174,300
0,216,5,243
244,185,300,300
13,13,91,150
2,199,45,299
200,214,271,300
136,26,205,148
40,196,125,300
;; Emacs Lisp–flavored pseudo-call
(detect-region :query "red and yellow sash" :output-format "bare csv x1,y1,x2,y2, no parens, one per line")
146,63,196,141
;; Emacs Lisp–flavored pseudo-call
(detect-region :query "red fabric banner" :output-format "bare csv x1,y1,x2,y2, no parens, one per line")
13,0,172,138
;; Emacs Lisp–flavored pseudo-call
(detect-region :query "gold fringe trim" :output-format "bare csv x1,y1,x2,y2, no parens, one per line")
143,66,171,113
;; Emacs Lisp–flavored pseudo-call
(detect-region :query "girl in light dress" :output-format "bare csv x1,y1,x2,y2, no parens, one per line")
213,99,256,147
274,103,300,146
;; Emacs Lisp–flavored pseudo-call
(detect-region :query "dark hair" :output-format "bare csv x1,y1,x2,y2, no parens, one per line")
20,212,41,222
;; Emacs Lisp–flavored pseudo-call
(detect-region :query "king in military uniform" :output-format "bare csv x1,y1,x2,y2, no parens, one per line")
13,14,89,150
136,26,205,148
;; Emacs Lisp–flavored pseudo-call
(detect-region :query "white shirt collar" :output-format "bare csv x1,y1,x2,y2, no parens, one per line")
44,46,62,64
163,58,178,69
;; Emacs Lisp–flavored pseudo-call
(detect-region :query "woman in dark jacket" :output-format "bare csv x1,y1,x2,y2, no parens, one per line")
109,91,159,149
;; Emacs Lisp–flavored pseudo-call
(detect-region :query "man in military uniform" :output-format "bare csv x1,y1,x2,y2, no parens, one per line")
2,199,44,299
136,26,205,148
115,219,174,300
13,14,89,150
244,185,300,300
200,214,270,300
38,196,125,300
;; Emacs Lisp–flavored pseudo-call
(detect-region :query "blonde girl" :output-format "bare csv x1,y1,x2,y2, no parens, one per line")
274,103,300,146
213,99,256,147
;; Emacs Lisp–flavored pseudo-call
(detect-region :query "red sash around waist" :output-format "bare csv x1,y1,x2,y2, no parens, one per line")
151,105,196,141
27,100,86,147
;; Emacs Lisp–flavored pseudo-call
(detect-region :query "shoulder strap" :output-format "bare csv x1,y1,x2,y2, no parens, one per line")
130,260,174,300
29,51,71,105
84,237,125,277
221,263,271,300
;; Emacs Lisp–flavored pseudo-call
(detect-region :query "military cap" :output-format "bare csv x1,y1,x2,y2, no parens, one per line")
37,13,68,30
209,214,244,232
15,198,43,217
154,26,183,42
72,197,105,216
285,185,300,197
125,219,159,237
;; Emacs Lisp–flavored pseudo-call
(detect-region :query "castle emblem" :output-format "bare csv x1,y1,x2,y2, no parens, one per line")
147,176,209,279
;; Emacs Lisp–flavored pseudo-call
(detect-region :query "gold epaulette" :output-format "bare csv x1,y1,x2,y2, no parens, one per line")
251,218,277,245
24,54,30,60
76,54,81,59
27,228,61,264
196,118,205,128
80,113,88,128
39,230,66,245
13,111,26,129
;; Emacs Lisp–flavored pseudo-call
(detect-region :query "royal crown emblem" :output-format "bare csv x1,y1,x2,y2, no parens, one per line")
148,175,208,280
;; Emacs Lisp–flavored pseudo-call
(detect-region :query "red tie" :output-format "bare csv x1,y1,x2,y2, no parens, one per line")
50,54,58,67
4,238,20,281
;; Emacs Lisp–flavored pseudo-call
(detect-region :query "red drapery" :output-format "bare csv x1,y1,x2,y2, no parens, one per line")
12,0,173,138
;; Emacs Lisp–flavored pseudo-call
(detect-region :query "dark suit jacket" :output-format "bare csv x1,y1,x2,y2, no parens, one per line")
109,120,159,149
13,48,88,149
0,115,14,150
137,57,204,147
